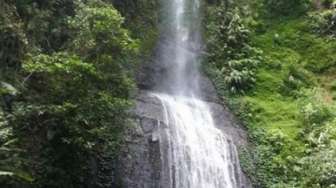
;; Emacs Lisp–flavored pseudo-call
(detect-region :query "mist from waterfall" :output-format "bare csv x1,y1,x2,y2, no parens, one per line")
152,0,245,187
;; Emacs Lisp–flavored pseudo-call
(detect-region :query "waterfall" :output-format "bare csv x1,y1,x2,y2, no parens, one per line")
151,0,246,187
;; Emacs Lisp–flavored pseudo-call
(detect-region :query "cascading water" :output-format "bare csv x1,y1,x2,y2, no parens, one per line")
151,0,246,187
153,94,245,188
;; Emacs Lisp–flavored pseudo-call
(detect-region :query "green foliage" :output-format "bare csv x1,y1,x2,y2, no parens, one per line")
0,110,34,186
238,124,307,188
281,65,315,97
322,0,335,8
0,1,27,70
206,7,250,62
331,80,336,91
205,4,262,93
300,120,336,187
205,3,336,187
243,18,336,186
218,58,261,93
310,10,336,38
300,90,334,131
0,0,141,187
68,1,139,59
22,53,98,103
68,0,138,98
10,95,131,187
111,0,159,41
263,0,310,17
15,0,75,52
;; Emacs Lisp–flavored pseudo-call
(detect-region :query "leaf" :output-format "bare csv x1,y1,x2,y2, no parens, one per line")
0,171,14,176
0,170,34,182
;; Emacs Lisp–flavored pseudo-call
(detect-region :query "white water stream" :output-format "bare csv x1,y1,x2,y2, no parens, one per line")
152,0,245,187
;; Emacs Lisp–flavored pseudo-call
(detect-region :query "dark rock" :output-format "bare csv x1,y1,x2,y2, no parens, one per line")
117,32,252,187
116,85,252,187
198,73,221,103
115,92,163,188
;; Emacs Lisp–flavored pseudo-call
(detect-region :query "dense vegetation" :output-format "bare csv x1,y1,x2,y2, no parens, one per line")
1,0,336,187
205,0,336,187
0,0,157,187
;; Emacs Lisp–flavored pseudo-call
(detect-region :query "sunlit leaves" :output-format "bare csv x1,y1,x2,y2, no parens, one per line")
309,10,336,38
23,53,96,76
205,4,262,93
68,1,139,59
0,0,140,186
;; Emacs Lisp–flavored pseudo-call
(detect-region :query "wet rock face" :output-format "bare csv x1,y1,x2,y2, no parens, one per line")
115,92,163,188
116,88,252,188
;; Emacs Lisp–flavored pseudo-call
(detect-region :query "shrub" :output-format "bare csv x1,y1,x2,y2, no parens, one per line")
300,89,334,132
0,106,33,186
205,4,262,93
331,80,336,91
247,129,301,187
263,0,310,17
68,0,139,59
322,0,336,8
281,66,314,97
300,120,336,187
220,58,260,93
0,1,139,187
301,143,336,187
0,2,27,70
310,10,336,38
206,7,251,64
18,52,133,187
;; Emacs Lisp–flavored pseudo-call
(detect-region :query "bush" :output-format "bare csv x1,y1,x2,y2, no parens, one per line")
310,10,336,38
220,58,260,93
0,0,139,187
300,120,336,187
263,0,310,17
331,80,336,91
205,4,262,93
17,51,134,187
23,53,102,102
206,7,251,64
14,0,76,52
301,143,336,187
300,89,334,132
0,2,27,70
0,106,33,186
68,0,139,59
281,66,315,97
301,102,332,126
322,0,336,8
247,129,301,187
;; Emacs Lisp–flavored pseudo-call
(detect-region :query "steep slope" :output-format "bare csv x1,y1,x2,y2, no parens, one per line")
204,1,336,187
